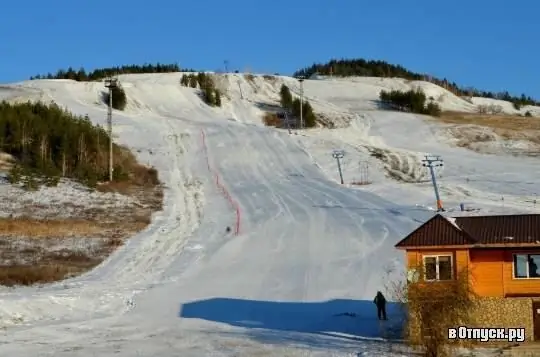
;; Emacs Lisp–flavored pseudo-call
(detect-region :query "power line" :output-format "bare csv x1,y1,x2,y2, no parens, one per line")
422,155,444,212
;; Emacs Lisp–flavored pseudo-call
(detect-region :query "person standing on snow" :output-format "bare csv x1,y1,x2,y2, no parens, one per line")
373,291,387,320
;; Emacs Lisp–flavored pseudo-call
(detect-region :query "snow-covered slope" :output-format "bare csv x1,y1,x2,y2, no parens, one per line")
0,73,535,356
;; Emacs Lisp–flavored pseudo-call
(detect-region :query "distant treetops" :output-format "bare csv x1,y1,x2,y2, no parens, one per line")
294,58,539,108
30,63,185,82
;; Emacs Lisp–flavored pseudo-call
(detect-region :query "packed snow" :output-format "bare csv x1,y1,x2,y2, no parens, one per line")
0,72,537,356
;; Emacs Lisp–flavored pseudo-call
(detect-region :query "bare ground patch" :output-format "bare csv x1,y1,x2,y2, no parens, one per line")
430,112,540,155
0,166,164,287
367,147,429,183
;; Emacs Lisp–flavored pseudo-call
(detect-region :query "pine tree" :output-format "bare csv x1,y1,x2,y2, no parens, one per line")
0,100,153,188
292,98,301,118
280,85,293,109
189,75,198,88
302,101,317,127
203,86,215,106
214,89,222,107
103,83,127,110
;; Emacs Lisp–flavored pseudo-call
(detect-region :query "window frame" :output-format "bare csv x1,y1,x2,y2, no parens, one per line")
422,254,454,281
512,253,540,279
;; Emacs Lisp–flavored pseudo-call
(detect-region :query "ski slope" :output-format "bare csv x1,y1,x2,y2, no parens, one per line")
0,73,537,356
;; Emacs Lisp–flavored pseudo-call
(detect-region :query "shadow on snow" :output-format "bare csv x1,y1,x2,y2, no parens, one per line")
179,297,406,349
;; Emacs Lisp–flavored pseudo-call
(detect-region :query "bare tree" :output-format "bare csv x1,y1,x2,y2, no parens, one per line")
383,265,477,357
487,104,503,115
477,105,488,114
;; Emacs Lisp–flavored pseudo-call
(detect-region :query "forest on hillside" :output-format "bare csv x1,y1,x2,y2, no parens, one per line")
0,101,157,188
294,58,540,107
29,63,196,82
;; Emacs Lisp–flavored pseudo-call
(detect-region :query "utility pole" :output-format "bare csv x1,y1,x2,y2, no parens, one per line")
104,77,118,182
297,76,305,130
332,150,345,184
422,155,444,211
224,60,229,73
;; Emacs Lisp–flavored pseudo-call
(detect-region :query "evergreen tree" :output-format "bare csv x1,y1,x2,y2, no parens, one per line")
103,83,127,110
280,85,293,109
292,98,301,118
379,89,441,117
0,100,153,188
214,89,222,107
30,63,193,82
302,101,317,127
203,86,215,106
180,75,189,86
189,75,198,88
278,84,318,127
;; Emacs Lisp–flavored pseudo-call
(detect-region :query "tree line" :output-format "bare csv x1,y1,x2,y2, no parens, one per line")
180,73,222,107
103,82,127,111
379,89,442,117
294,58,540,107
279,85,317,127
29,63,195,82
0,100,153,188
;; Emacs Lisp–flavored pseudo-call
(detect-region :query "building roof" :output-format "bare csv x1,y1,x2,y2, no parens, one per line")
395,213,540,249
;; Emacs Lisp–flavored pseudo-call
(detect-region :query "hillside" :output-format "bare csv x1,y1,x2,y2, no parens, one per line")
294,58,540,107
0,70,537,356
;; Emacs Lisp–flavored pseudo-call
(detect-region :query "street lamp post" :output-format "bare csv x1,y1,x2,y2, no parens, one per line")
332,150,345,184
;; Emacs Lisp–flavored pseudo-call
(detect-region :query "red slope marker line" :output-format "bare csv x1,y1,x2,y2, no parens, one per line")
200,129,241,235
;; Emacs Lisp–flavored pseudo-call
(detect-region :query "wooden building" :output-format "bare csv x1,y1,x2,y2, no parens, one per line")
395,213,540,341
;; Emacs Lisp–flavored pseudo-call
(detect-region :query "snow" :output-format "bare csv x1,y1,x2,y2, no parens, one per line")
0,179,138,218
445,216,461,230
0,72,535,356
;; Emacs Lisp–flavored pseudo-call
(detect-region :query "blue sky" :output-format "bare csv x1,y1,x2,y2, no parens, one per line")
1,0,539,98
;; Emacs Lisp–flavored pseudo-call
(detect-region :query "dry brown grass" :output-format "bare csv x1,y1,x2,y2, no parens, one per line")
350,181,372,185
432,112,540,149
0,264,92,286
0,217,148,239
0,218,107,238
0,243,119,286
0,218,150,286
96,180,133,195
97,164,159,194
0,152,164,287
244,73,255,82
262,74,276,81
262,112,281,127
437,111,540,131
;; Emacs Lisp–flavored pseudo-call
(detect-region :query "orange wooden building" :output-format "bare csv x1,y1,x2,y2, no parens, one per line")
395,213,540,341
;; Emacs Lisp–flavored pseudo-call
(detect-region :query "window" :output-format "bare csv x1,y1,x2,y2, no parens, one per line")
513,254,540,279
423,255,453,281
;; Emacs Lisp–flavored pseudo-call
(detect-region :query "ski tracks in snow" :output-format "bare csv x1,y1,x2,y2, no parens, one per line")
0,117,205,329
204,126,413,301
